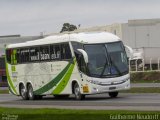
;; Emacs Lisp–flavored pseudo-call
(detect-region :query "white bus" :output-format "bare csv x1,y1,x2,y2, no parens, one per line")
5,32,130,100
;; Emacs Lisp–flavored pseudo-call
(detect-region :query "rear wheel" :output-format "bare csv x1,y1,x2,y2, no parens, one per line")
20,84,28,100
74,83,85,100
108,92,118,98
28,84,35,100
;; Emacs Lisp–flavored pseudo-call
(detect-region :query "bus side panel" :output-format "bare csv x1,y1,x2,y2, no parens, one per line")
53,61,82,95
29,61,72,95
6,63,19,95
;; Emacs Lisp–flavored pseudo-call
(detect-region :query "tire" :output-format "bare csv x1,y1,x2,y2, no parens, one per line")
27,84,35,100
74,83,85,100
20,84,28,100
108,92,118,98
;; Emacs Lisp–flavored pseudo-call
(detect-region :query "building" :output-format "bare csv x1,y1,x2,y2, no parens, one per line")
0,35,43,55
76,18,160,65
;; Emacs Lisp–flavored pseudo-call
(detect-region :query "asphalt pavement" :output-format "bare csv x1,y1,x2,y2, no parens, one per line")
0,93,160,111
1,83,160,91
0,83,160,111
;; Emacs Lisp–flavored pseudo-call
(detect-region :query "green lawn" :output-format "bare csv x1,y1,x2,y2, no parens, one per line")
0,107,160,120
130,71,160,83
122,87,160,93
0,90,9,94
131,79,160,83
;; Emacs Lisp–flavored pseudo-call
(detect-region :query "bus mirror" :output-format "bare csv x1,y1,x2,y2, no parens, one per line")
77,49,88,64
124,45,133,59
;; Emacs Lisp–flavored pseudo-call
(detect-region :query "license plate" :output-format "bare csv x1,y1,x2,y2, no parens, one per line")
109,87,116,90
83,86,89,93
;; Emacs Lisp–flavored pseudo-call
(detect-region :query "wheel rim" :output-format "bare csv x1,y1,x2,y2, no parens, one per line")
74,84,80,99
28,85,33,99
21,86,26,98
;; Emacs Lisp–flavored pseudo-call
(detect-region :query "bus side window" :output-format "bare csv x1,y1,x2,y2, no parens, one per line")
30,47,40,62
71,42,83,51
40,46,50,61
12,49,17,65
50,45,61,60
61,43,71,60
6,49,12,64
20,48,30,63
6,49,20,64
75,52,87,74
8,49,18,65
17,49,20,64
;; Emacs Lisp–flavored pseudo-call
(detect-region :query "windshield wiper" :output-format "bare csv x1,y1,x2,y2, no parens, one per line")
100,59,109,77
110,57,122,76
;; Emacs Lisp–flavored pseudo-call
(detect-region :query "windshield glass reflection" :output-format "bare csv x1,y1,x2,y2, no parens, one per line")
84,41,128,78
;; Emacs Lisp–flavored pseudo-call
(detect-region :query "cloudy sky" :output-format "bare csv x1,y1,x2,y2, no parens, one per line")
0,0,160,36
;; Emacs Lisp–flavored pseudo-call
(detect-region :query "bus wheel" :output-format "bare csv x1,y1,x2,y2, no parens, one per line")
108,92,118,98
74,83,85,100
27,84,35,100
20,84,28,100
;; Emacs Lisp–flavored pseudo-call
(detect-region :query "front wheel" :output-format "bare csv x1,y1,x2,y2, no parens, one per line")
74,83,85,100
108,92,119,98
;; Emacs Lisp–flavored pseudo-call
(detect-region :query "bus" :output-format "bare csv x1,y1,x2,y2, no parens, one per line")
5,32,130,100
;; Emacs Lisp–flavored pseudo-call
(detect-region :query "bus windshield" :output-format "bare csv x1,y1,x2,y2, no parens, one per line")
84,41,128,78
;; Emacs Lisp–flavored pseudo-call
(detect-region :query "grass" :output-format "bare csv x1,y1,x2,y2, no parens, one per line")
0,107,160,120
130,71,160,83
131,79,160,83
0,82,8,87
0,90,9,94
122,87,160,93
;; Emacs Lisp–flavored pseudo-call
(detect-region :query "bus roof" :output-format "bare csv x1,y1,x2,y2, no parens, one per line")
6,32,120,48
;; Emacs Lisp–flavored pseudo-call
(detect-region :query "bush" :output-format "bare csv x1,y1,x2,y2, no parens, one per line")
131,71,160,82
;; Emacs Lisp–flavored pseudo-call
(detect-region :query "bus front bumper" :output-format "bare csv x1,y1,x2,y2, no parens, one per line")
82,75,130,94
90,79,130,94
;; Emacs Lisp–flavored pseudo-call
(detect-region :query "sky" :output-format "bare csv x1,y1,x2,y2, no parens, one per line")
0,0,160,36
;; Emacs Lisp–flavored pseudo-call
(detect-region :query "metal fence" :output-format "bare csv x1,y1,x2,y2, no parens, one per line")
129,58,160,72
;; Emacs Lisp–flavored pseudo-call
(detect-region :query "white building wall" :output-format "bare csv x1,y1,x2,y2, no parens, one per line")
121,19,160,64
123,19,160,48
121,23,132,47
0,36,43,55
62,19,160,64
149,23,160,47
135,25,149,48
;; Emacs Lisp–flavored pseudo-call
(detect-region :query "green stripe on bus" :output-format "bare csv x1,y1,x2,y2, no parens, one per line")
13,49,17,64
33,62,71,95
11,66,16,72
53,61,75,94
5,63,18,95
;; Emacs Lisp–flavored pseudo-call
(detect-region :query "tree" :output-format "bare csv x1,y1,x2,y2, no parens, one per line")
60,23,77,33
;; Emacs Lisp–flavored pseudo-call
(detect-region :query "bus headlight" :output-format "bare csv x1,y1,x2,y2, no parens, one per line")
87,80,102,84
